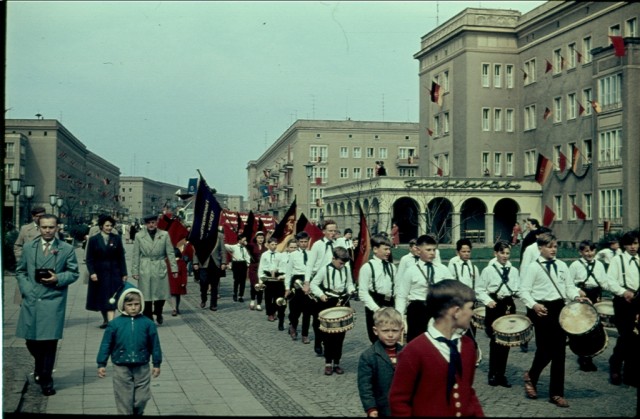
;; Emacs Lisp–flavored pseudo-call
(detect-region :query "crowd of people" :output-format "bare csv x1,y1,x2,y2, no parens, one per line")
10,210,640,416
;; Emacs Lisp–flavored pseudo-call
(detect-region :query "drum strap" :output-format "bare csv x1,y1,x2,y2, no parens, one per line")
368,261,394,296
492,264,516,296
453,262,476,289
418,262,434,286
537,260,564,300
578,260,601,288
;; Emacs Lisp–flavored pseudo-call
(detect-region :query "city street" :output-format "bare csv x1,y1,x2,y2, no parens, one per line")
2,243,637,417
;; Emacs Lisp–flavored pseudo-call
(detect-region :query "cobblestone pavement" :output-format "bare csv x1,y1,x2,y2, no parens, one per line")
3,242,637,416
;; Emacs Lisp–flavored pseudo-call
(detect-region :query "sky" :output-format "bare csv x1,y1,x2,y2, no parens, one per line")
6,1,544,198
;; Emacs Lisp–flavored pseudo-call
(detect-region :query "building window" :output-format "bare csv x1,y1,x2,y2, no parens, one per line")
398,147,416,159
524,150,536,175
506,109,514,132
567,42,578,69
494,64,502,88
600,189,623,221
553,97,562,123
353,147,362,158
582,88,593,116
506,64,514,88
443,112,450,135
598,73,622,108
366,167,374,178
567,93,577,120
379,148,388,159
583,139,593,162
583,193,592,220
482,108,490,131
399,168,416,177
599,129,622,166
443,70,450,92
553,48,563,74
434,115,440,137
481,152,490,175
554,195,563,221
5,142,15,157
553,145,562,171
494,108,502,131
524,58,536,84
340,147,348,158
5,163,14,178
340,168,349,178
318,167,328,183
626,17,637,37
583,36,593,64
481,63,490,87
524,105,536,131
309,145,328,162
609,24,621,37
353,167,362,179
506,153,514,176
442,153,450,176
569,194,577,220
494,152,502,176
366,147,375,158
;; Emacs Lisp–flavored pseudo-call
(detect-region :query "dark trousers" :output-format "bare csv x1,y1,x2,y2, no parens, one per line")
26,339,58,387
231,263,247,298
199,264,223,308
485,296,516,379
365,293,395,343
143,300,165,319
265,281,286,323
318,299,349,364
288,290,312,336
406,300,429,343
527,299,566,397
311,300,324,348
610,296,639,380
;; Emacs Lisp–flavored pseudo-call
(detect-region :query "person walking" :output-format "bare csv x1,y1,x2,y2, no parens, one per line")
85,214,128,328
131,215,178,325
15,213,80,396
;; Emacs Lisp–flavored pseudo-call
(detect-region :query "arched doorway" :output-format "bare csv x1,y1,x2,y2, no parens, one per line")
494,198,520,243
426,198,453,244
392,197,420,244
460,198,487,244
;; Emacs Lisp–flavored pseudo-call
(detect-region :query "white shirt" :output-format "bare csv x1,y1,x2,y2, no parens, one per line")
224,243,251,264
519,244,540,277
394,260,453,315
335,237,353,249
596,248,623,266
519,257,580,309
258,250,286,278
396,253,420,281
606,252,640,295
568,258,611,290
310,263,355,298
306,237,335,280
477,259,520,306
285,248,308,288
425,318,464,361
357,256,397,311
448,258,480,291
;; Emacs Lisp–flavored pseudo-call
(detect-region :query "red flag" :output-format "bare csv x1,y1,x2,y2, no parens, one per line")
272,198,296,252
609,35,625,57
559,151,568,172
296,213,324,249
352,208,371,282
543,205,555,227
576,50,583,63
157,213,189,247
430,81,443,106
315,177,322,185
604,220,611,234
535,153,553,185
578,101,585,116
571,146,580,172
235,211,244,235
436,166,443,177
572,204,587,220
545,59,553,73
590,100,601,113
427,127,434,137
543,107,552,120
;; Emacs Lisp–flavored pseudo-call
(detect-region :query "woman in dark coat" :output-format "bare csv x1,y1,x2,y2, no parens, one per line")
86,215,128,328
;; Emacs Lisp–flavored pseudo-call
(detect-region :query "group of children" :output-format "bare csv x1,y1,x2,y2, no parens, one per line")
95,220,639,416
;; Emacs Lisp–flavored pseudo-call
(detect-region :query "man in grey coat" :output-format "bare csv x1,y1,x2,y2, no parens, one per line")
16,213,79,396
132,215,178,325
192,228,226,311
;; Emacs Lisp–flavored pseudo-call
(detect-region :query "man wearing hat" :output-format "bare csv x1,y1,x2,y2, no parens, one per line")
131,215,178,324
13,206,47,304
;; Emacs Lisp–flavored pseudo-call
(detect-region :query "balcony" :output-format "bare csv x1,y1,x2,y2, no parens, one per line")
396,156,420,167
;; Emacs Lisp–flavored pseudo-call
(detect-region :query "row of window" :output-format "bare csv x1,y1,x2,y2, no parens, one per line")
312,146,417,161
313,133,412,141
550,188,622,222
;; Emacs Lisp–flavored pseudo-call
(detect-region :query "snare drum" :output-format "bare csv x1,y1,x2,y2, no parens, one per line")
594,300,615,328
492,314,534,347
472,307,486,330
559,301,608,358
318,307,355,333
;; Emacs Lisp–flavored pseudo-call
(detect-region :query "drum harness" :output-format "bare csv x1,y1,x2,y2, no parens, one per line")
577,259,603,290
453,261,476,291
491,264,517,315
617,254,640,295
536,260,566,303
319,264,351,306
366,261,394,303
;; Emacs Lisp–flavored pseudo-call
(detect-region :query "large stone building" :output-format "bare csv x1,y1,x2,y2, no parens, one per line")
4,119,121,226
246,119,420,229
248,1,640,246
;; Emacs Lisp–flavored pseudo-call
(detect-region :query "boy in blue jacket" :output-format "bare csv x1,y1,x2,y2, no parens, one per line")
97,282,162,415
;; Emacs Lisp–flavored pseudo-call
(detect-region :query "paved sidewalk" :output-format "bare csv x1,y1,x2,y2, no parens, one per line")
3,243,638,416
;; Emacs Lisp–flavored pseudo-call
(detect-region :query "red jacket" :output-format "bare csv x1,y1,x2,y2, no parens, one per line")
389,334,484,417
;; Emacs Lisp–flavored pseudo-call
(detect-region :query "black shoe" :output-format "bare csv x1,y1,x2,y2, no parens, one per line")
33,373,40,384
41,385,56,396
520,342,529,353
233,295,238,302
238,297,244,302
99,322,108,329
156,315,163,325
200,301,206,309
579,358,598,372
278,324,285,331
314,346,323,356
488,376,512,388
210,306,217,311
610,371,622,385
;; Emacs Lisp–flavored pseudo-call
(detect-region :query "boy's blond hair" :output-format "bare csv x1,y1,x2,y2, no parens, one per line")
373,307,403,328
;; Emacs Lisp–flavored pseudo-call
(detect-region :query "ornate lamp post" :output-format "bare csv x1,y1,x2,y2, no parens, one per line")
56,197,64,219
10,178,22,228
49,194,58,214
24,184,35,222
304,163,315,223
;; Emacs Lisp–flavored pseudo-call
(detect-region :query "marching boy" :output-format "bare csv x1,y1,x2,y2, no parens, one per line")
97,283,162,415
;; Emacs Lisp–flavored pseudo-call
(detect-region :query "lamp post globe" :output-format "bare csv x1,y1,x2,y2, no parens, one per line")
49,194,58,214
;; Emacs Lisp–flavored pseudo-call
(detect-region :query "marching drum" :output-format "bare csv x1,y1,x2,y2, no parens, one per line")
594,300,615,329
318,307,356,333
559,301,608,358
472,307,486,330
492,314,534,347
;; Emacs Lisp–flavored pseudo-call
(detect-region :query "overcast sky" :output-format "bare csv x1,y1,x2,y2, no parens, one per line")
6,1,543,198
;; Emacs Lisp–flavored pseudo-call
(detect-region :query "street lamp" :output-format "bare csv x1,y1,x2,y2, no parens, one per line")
303,163,315,222
10,178,22,228
56,197,64,218
24,184,35,221
49,194,58,214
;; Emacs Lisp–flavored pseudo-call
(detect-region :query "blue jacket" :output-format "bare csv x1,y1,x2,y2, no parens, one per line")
96,286,162,368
